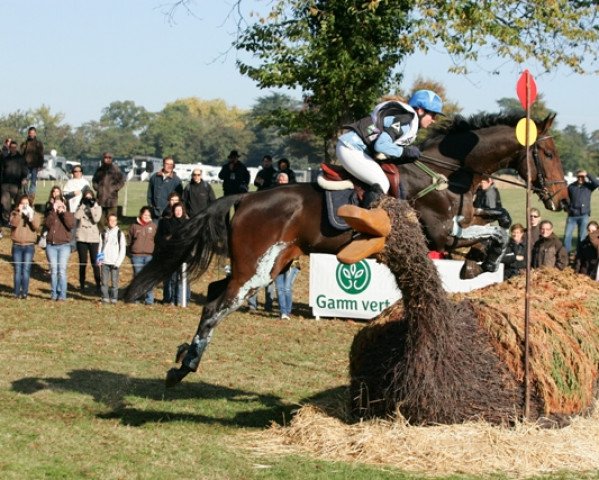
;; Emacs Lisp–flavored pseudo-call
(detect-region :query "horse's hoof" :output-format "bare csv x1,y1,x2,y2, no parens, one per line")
165,368,186,388
481,262,499,273
460,261,483,280
175,343,190,363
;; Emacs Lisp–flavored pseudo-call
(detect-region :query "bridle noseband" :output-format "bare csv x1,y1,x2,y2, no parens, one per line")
530,135,567,204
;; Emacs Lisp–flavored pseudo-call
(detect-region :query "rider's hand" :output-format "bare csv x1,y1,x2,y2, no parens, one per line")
400,146,421,161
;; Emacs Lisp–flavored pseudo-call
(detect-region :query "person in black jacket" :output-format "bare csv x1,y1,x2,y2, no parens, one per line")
564,169,599,253
253,155,276,191
156,202,190,305
502,223,526,280
182,168,216,217
1,141,29,226
218,150,250,196
574,221,599,278
276,158,297,184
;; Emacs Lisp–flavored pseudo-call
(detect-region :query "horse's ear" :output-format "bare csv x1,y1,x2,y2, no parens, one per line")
538,113,557,136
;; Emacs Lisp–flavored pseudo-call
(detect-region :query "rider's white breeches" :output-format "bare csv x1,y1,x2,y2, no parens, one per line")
336,142,390,193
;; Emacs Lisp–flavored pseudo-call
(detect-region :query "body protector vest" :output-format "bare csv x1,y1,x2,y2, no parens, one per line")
344,101,419,155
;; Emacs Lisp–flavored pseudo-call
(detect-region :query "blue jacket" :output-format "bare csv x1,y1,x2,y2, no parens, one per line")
147,171,183,219
567,174,599,216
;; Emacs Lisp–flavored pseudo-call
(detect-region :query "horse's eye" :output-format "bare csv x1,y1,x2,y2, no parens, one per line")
544,150,553,159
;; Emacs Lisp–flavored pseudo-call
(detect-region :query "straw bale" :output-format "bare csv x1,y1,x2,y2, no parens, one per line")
243,401,599,478
349,198,599,424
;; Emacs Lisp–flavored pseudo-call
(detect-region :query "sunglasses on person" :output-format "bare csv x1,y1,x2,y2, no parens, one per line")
530,214,540,218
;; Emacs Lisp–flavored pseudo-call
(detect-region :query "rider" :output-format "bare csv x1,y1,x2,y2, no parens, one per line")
336,89,444,207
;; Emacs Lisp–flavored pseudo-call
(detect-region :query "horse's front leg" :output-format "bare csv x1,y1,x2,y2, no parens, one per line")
451,215,509,279
166,277,240,387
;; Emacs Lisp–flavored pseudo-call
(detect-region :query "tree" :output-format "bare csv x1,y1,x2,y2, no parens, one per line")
186,0,598,157
100,100,151,132
496,95,552,120
142,98,254,164
245,93,323,167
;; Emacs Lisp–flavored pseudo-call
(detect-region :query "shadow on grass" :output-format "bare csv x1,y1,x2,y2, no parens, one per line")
11,369,297,428
12,369,351,428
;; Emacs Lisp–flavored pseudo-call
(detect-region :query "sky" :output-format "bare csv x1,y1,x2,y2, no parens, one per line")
3,0,599,133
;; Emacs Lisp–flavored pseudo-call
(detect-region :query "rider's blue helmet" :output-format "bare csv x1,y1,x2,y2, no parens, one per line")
408,90,445,116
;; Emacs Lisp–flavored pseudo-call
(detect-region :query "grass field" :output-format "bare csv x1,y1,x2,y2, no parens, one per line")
0,181,597,479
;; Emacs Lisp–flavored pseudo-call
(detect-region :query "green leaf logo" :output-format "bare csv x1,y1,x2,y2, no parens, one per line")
335,261,371,295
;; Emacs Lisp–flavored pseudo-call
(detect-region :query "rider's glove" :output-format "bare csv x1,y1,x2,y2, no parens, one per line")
399,145,421,162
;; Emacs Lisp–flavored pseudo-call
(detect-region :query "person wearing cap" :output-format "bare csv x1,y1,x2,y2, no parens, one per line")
20,126,44,202
336,89,444,207
564,168,599,253
218,150,250,196
92,152,125,225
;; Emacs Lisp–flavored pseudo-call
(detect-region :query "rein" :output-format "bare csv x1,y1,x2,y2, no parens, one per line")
417,135,565,198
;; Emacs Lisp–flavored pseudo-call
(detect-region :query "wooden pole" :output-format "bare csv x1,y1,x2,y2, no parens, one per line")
524,73,532,419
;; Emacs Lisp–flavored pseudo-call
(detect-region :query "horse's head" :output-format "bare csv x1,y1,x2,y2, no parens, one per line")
518,114,569,212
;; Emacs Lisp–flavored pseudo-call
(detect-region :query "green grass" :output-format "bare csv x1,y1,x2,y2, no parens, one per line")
2,181,597,478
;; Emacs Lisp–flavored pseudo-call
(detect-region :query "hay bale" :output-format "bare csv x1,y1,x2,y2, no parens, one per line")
349,197,599,425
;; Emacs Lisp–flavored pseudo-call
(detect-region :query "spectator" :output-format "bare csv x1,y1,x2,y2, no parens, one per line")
9,194,40,299
63,165,90,212
2,137,12,158
45,197,75,301
147,156,183,220
162,191,182,218
273,171,300,319
276,158,297,184
182,168,216,217
275,259,301,320
502,223,526,280
20,126,44,202
129,206,157,305
473,175,502,210
574,221,599,279
531,220,568,271
74,189,102,293
92,152,125,224
44,186,65,215
219,150,250,196
253,155,276,191
97,213,126,304
157,202,189,306
1,140,28,227
564,169,599,253
528,208,542,245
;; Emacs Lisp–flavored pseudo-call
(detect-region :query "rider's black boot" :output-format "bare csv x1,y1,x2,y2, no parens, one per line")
361,183,384,208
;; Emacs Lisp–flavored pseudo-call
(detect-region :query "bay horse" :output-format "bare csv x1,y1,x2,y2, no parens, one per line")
125,112,568,387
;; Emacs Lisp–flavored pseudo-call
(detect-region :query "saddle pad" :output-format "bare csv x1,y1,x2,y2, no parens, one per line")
325,189,359,231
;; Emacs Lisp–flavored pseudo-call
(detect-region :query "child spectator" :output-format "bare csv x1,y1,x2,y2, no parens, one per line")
574,221,599,278
9,194,40,299
74,189,102,293
502,223,526,280
129,206,157,305
97,213,126,304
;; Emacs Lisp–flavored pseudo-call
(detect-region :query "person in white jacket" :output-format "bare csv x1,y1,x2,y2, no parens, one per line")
63,165,90,212
97,213,126,303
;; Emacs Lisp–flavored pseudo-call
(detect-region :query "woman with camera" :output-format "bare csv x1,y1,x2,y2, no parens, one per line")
9,194,41,299
44,195,75,301
74,189,102,293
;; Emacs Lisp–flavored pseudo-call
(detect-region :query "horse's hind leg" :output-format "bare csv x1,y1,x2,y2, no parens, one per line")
165,277,245,387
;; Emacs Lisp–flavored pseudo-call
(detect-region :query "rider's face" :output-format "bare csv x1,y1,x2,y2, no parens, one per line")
418,109,436,129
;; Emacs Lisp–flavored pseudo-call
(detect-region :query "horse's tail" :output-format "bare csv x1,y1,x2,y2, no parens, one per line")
124,194,244,303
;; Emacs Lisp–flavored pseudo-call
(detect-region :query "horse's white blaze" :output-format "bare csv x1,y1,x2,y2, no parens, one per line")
235,242,288,304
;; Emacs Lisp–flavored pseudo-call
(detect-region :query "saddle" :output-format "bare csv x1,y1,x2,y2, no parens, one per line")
319,162,402,201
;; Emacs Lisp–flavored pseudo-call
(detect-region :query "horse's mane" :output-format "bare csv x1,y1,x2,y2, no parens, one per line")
421,112,526,147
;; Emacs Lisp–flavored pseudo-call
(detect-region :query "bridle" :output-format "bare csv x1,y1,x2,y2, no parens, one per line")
530,135,568,204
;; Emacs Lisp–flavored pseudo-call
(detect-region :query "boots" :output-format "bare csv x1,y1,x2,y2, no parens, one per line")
361,183,384,208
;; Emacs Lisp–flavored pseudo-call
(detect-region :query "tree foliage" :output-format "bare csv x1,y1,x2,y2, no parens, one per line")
230,0,598,155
